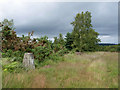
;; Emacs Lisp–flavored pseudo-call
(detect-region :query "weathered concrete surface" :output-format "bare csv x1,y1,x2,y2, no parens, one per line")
23,53,35,69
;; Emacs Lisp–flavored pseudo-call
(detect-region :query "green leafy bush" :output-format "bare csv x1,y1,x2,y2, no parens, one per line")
32,46,53,62
12,51,24,62
105,45,118,52
2,61,23,73
2,50,25,62
2,53,7,58
2,49,13,57
97,45,119,52
57,48,69,56
48,53,59,61
34,60,40,67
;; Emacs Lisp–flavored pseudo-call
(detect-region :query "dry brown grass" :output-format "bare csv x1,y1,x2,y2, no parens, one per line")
32,74,46,88
2,52,118,88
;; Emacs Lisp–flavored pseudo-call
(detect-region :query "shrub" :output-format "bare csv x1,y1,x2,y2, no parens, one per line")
3,49,13,57
56,48,69,56
32,46,53,62
12,51,25,62
49,53,59,61
109,48,116,52
2,53,6,58
34,60,40,67
2,61,23,73
97,45,119,52
104,45,118,52
2,50,25,62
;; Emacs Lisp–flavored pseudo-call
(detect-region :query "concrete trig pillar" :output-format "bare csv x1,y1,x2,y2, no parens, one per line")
23,53,35,69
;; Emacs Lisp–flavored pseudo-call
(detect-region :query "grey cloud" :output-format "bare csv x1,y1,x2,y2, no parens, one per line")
0,2,118,43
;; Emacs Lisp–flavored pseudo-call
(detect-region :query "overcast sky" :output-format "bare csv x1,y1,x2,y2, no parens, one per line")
0,1,118,43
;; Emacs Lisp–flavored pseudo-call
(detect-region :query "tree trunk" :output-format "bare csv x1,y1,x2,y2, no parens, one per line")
23,53,35,69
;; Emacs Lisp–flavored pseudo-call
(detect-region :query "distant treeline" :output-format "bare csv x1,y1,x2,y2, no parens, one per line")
98,43,118,46
97,44,119,52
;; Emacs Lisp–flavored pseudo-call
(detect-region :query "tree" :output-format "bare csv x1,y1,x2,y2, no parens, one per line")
53,33,65,52
58,33,65,45
1,19,36,52
53,37,59,44
1,19,20,51
71,11,100,52
65,32,73,50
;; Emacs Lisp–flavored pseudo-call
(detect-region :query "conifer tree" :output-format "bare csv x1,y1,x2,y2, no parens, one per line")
65,32,73,50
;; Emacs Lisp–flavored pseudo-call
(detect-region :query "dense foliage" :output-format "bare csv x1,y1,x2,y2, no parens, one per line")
97,45,119,52
70,11,100,52
1,11,119,72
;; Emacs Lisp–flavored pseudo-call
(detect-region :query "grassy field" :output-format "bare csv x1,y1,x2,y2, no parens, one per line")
2,52,118,88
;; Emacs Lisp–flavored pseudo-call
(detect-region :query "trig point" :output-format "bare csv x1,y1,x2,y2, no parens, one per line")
23,53,35,69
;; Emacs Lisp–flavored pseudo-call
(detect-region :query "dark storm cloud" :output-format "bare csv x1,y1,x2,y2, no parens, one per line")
0,2,118,43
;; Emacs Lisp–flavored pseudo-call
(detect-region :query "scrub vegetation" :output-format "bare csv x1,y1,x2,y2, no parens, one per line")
0,11,119,88
2,52,118,88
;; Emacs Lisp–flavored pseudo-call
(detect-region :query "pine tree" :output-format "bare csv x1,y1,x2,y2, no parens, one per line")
58,33,65,45
53,33,65,52
65,32,73,50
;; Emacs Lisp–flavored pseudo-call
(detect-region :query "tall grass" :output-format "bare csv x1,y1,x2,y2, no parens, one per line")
2,52,118,88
